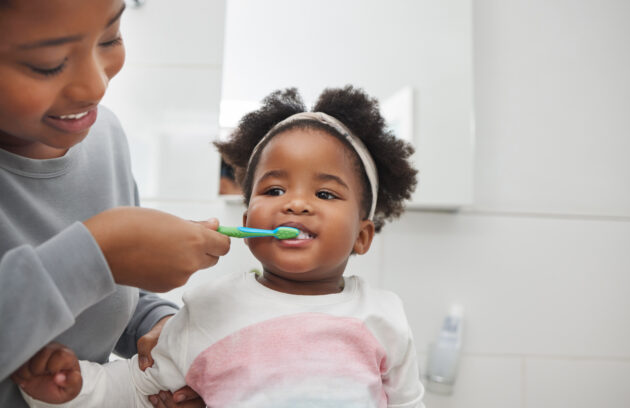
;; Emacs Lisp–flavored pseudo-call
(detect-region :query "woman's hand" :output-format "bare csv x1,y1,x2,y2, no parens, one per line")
138,316,204,408
148,389,204,408
84,207,230,292
137,315,171,371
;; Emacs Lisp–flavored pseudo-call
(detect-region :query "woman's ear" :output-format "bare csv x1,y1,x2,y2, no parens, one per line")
353,220,375,255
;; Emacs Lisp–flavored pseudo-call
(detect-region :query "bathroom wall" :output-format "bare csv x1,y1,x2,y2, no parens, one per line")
400,1,630,406
102,0,630,407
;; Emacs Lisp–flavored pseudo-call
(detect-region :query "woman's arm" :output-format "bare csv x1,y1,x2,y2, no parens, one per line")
114,290,178,359
0,223,117,381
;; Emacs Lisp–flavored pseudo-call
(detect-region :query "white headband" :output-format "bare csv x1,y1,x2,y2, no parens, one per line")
247,111,379,220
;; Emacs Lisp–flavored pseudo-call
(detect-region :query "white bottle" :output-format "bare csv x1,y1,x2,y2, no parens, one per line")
425,305,463,395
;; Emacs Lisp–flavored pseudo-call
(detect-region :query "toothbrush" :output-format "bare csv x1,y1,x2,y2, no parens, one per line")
217,226,300,239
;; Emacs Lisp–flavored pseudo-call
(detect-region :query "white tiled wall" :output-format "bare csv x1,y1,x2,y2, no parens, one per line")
525,358,630,408
385,211,630,358
398,1,630,407
102,1,630,407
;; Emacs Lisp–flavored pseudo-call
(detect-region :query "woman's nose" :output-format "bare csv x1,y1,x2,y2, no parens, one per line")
63,56,108,105
282,194,313,215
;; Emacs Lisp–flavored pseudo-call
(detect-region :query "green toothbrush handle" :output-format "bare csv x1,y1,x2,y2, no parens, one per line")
218,226,251,238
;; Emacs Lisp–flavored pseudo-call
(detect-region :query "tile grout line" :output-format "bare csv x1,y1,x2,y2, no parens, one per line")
418,351,630,363
521,357,528,408
419,351,630,362
460,208,630,222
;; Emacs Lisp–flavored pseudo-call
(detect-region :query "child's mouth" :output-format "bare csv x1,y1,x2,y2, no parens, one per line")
295,230,316,240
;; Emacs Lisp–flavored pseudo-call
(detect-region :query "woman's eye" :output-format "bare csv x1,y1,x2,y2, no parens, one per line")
265,187,285,196
316,191,337,200
100,36,123,48
29,59,67,77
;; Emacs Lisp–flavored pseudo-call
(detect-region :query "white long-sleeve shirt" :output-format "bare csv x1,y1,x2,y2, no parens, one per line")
24,271,424,407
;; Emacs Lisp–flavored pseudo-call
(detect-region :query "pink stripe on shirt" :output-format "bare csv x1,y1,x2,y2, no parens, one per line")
185,312,388,407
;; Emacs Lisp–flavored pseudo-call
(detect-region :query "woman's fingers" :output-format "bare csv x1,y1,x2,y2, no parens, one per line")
149,390,204,408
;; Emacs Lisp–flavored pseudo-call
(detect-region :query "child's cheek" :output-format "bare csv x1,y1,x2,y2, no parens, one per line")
244,200,269,228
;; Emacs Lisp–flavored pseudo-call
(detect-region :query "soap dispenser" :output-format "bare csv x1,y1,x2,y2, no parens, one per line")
425,304,463,395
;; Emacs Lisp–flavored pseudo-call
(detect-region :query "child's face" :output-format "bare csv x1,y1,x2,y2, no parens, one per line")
0,0,125,159
244,128,375,295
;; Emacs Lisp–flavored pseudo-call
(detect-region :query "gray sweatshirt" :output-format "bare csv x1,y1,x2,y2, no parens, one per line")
0,106,178,407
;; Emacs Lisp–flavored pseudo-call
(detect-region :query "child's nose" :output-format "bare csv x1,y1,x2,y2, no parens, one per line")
282,194,313,215
63,56,108,105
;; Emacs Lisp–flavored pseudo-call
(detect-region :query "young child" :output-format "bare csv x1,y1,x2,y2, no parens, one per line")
19,86,424,407
0,1,229,407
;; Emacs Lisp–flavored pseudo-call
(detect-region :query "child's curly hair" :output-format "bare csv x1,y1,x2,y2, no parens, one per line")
215,85,417,233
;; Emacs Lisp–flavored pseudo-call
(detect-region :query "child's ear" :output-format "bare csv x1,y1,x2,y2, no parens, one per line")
353,220,375,255
242,211,249,246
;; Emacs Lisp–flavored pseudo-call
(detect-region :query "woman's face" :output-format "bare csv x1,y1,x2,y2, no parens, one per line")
0,0,126,159
244,128,375,295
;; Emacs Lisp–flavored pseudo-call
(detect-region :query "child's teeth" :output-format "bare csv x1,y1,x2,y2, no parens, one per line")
58,111,88,120
297,231,314,239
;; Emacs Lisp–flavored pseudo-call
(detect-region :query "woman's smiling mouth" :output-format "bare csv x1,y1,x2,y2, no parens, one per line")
54,111,90,120
44,107,98,133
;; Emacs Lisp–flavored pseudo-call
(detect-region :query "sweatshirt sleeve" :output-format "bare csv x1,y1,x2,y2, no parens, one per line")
114,291,179,358
112,175,179,358
0,222,115,381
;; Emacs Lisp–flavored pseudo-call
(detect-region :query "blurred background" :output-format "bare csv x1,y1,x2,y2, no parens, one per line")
102,0,630,406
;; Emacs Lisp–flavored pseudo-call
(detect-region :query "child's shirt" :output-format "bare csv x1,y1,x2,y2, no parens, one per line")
23,270,425,408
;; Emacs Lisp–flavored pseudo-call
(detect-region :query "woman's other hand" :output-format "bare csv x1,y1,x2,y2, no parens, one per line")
138,316,204,408
148,389,204,408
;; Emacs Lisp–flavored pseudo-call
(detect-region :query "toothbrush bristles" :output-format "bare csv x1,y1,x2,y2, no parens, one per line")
275,227,300,239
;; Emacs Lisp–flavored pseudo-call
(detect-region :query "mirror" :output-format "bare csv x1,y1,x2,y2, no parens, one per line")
219,0,474,208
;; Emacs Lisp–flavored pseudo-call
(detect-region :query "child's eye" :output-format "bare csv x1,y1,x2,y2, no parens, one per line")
28,59,67,77
264,187,285,196
316,191,337,200
100,36,123,48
